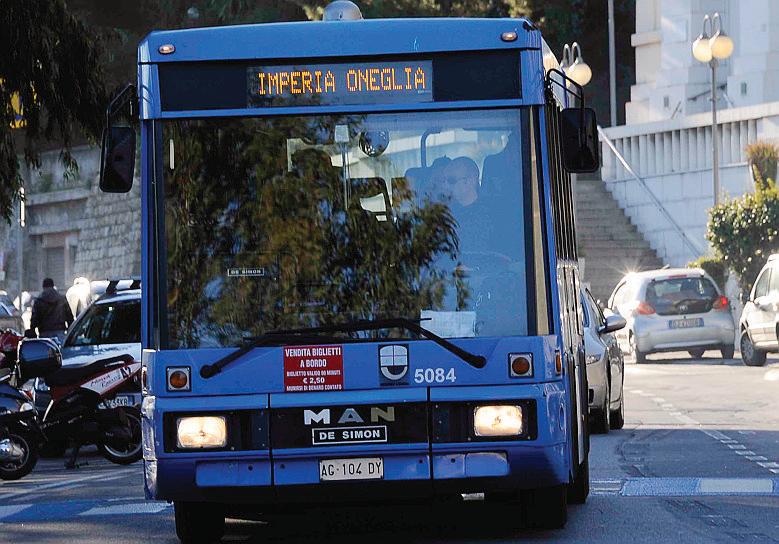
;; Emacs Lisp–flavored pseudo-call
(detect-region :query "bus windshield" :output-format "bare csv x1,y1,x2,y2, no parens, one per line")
162,108,534,348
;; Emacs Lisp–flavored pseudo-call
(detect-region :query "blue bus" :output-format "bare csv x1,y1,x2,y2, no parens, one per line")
99,3,600,541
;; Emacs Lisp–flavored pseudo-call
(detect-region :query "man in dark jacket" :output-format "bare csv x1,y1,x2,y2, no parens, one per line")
29,278,74,341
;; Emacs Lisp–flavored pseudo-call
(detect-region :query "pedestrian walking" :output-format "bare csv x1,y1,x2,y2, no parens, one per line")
29,278,74,341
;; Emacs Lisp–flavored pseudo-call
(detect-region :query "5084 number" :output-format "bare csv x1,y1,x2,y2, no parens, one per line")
414,368,456,384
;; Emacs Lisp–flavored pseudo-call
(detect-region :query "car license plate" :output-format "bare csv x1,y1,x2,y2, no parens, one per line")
669,318,704,329
319,457,383,482
103,395,132,408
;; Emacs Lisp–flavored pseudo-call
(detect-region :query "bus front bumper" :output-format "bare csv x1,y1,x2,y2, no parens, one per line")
144,383,570,504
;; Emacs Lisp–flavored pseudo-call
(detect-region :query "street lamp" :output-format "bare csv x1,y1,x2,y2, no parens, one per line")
692,12,734,207
561,42,592,88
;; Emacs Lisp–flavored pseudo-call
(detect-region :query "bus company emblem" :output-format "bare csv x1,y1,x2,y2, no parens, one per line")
303,406,396,426
378,344,409,385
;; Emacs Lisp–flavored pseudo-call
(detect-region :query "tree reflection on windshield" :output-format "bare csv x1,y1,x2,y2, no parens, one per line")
163,109,528,348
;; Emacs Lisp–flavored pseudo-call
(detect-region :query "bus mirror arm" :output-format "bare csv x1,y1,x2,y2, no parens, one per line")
99,84,138,194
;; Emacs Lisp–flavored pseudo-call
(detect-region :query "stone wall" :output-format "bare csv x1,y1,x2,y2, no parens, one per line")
72,182,141,281
0,145,141,301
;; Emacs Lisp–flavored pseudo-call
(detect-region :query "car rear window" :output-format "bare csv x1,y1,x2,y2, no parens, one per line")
645,277,718,316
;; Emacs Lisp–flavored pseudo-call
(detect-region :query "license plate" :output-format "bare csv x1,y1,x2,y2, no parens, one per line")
669,318,704,329
103,395,132,408
319,457,383,482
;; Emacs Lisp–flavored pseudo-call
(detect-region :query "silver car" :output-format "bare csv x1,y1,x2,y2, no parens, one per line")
582,287,626,433
738,254,779,366
608,268,736,362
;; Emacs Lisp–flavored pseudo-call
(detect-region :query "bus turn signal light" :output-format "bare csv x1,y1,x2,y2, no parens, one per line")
555,351,562,374
166,367,191,392
509,353,533,377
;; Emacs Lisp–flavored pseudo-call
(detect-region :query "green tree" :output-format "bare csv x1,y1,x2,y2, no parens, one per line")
0,0,107,223
708,185,779,291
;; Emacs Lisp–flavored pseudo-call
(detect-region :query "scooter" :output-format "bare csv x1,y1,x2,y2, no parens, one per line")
0,336,143,479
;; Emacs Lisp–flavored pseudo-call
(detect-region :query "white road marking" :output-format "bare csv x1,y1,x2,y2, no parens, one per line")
0,469,136,500
631,386,779,476
0,504,32,521
701,429,730,441
620,477,779,497
79,502,170,516
697,478,774,494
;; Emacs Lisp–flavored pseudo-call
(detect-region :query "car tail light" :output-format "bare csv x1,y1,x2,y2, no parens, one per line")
635,301,656,315
713,295,729,310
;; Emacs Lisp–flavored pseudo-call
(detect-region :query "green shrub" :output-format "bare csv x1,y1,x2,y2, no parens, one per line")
687,256,726,289
707,185,779,291
745,141,779,191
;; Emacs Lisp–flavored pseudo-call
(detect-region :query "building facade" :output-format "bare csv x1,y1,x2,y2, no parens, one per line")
0,145,140,301
601,0,779,267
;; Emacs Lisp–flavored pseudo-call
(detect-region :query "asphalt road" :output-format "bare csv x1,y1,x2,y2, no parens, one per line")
2,352,778,544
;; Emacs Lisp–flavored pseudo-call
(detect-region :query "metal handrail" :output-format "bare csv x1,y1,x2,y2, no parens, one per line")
597,126,703,256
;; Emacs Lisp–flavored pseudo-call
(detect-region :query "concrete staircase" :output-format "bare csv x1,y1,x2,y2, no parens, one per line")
575,173,664,303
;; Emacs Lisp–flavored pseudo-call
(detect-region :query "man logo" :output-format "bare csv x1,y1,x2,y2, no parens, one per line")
379,344,409,385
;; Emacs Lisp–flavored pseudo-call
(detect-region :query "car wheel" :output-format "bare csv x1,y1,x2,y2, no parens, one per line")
610,390,625,430
720,345,735,360
740,331,767,367
688,349,705,359
630,334,646,364
591,384,610,434
174,502,225,544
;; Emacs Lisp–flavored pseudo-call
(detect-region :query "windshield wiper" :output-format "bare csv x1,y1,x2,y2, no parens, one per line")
200,317,486,379
200,333,344,378
276,317,486,369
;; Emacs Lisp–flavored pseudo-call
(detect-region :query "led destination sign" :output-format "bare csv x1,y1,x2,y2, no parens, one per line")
157,51,520,112
247,61,433,107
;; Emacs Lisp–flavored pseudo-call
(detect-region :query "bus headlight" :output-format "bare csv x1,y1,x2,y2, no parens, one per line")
176,416,227,449
473,405,523,437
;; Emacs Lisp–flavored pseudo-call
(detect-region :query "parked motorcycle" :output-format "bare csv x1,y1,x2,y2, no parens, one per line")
0,335,142,480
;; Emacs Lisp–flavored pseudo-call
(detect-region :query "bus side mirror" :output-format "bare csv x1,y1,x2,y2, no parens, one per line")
99,126,135,193
560,107,599,173
99,84,138,193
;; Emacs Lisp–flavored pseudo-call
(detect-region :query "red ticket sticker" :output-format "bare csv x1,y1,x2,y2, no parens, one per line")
283,345,344,392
